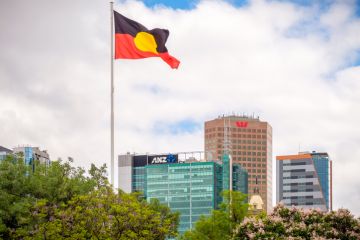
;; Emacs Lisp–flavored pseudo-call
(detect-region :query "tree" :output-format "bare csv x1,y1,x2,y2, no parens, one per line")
18,187,179,239
181,190,248,240
232,204,360,240
0,155,100,239
0,155,179,239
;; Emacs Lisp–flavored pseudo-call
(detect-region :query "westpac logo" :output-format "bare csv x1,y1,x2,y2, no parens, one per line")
235,121,248,128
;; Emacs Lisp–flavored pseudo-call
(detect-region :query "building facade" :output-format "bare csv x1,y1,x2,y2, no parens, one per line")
204,115,272,212
276,152,332,212
118,152,248,234
0,146,13,160
13,146,50,166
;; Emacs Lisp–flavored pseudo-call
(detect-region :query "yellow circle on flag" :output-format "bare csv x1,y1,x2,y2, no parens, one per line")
134,32,158,54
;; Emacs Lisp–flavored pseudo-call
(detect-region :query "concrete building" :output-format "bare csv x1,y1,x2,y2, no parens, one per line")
276,151,332,212
13,146,50,166
118,151,248,234
0,146,13,160
204,114,272,212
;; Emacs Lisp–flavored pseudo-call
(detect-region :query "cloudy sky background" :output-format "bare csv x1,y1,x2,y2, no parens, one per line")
1,0,360,214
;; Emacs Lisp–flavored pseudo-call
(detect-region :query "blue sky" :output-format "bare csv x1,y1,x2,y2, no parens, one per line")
142,0,360,24
142,0,360,12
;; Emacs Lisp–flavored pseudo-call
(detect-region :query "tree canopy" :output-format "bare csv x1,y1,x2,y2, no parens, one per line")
0,155,179,239
233,204,360,240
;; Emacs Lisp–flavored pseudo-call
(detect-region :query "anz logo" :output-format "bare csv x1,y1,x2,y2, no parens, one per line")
150,154,177,164
151,157,167,164
166,154,177,163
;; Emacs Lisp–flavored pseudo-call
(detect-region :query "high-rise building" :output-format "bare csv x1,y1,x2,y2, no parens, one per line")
0,146,13,160
13,146,50,166
118,152,248,234
204,115,273,212
276,151,332,212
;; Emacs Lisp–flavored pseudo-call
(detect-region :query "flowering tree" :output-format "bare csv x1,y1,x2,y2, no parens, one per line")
233,204,360,240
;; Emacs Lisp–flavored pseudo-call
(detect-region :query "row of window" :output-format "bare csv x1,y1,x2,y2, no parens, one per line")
150,195,213,202
242,162,267,167
283,169,306,173
283,196,314,199
283,189,314,193
291,202,315,206
283,175,315,179
233,139,268,144
206,127,267,133
247,169,266,173
145,181,215,187
206,133,268,139
230,151,267,156
283,182,313,186
248,174,266,179
282,161,309,166
233,145,267,150
248,180,266,185
147,186,214,192
216,150,268,157
147,174,214,180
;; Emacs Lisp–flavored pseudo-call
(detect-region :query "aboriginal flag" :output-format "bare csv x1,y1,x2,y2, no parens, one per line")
114,11,180,69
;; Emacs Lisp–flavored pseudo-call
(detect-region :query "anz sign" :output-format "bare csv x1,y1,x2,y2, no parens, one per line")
148,154,178,165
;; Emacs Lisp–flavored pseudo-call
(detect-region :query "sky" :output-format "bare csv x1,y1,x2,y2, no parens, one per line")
0,0,360,215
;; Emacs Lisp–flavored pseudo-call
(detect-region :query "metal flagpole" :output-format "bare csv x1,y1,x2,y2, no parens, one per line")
110,1,115,186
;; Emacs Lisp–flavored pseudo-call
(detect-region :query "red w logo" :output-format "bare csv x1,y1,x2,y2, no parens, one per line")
236,121,248,128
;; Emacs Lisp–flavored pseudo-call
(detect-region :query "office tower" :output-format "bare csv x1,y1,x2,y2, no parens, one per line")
13,146,50,166
276,151,332,212
0,146,13,160
118,152,248,234
205,115,272,212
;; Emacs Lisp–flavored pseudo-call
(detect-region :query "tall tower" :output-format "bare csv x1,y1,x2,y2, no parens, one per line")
205,114,272,212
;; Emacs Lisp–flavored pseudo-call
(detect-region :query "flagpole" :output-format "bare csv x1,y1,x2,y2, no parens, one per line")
110,1,115,187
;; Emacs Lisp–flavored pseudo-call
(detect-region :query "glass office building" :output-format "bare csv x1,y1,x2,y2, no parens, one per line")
276,151,332,212
12,146,50,166
146,162,222,233
118,152,248,234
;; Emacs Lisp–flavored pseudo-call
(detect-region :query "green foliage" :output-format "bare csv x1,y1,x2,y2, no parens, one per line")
19,188,179,240
0,155,178,239
181,190,248,240
232,204,360,240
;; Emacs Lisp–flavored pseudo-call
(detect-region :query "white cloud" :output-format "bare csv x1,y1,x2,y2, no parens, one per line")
0,0,360,215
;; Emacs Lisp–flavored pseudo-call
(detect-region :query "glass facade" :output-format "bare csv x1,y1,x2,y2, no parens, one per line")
24,147,33,165
145,162,220,234
132,166,145,193
121,153,248,235
222,154,230,191
233,164,248,194
313,154,330,209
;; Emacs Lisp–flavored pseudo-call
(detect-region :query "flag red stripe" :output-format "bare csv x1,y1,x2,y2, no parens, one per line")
115,33,180,69
115,33,157,59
